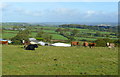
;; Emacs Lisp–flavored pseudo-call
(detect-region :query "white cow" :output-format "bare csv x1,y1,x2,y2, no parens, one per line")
107,42,115,48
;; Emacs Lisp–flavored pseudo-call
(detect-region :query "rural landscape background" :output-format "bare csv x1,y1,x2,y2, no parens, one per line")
1,2,119,75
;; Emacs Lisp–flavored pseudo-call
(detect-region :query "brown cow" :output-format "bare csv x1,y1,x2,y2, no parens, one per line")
71,41,79,46
0,41,8,45
89,43,96,48
83,41,89,47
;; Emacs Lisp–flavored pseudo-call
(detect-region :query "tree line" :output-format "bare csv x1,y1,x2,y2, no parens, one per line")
59,24,118,33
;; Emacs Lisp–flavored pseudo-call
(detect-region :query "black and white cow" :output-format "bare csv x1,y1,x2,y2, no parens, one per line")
25,44,38,50
106,42,115,48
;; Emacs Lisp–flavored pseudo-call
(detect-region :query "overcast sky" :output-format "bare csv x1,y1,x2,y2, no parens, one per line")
0,2,118,23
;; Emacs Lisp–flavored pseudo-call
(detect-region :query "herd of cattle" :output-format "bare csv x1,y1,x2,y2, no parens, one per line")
0,40,115,50
24,41,115,50
71,41,96,48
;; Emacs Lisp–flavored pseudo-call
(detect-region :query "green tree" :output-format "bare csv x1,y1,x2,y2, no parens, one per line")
36,30,44,38
67,36,75,42
42,33,52,42
70,29,79,36
55,28,63,33
11,30,31,45
36,31,52,42
95,32,102,37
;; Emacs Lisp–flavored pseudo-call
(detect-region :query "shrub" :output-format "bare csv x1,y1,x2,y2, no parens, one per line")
11,40,22,45
95,38,115,47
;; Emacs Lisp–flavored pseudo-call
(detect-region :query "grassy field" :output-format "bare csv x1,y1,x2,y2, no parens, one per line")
2,45,118,75
2,26,117,41
51,34,68,40
2,33,17,39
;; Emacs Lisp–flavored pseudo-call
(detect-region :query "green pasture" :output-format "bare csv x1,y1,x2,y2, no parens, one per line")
75,37,97,41
100,32,112,34
2,45,118,75
2,30,67,40
110,38,118,40
2,30,18,39
70,28,113,34
68,28,94,33
33,26,58,30
2,33,17,39
2,27,117,41
3,30,19,33
43,30,57,34
30,32,67,40
75,36,117,41
2,25,14,28
30,32,37,37
41,26,58,30
50,34,68,40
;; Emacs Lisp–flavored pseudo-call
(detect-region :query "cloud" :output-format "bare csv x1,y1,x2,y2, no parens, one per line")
53,8,77,15
87,10,96,15
85,10,110,18
83,10,117,22
14,8,43,16
1,3,117,23
43,8,117,22
48,8,81,18
85,10,96,17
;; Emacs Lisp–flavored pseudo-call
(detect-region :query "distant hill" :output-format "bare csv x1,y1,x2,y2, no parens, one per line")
2,22,117,26
28,22,118,26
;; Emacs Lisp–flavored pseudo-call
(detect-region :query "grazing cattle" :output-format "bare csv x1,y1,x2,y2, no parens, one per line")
23,41,30,48
0,41,8,45
25,44,38,50
107,43,115,48
106,42,109,46
83,42,89,47
71,41,79,46
89,43,96,48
